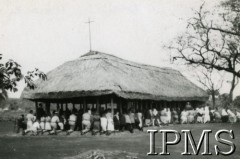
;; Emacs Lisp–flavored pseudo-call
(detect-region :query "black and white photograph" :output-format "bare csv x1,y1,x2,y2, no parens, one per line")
0,0,240,158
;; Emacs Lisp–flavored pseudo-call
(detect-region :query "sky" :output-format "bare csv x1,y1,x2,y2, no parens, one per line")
0,0,239,98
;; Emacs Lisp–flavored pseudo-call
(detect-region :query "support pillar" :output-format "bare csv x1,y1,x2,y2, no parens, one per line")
46,102,50,115
83,98,86,112
111,96,114,115
96,97,100,112
35,101,38,115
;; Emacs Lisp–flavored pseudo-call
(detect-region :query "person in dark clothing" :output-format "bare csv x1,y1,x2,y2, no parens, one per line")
119,112,126,131
113,111,120,131
15,114,26,135
91,109,101,135
37,104,45,120
65,106,71,120
75,109,83,131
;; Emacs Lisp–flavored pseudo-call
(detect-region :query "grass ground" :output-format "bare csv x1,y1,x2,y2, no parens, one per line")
0,121,239,159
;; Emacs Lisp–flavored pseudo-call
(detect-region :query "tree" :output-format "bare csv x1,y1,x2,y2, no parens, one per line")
194,68,223,108
0,54,47,101
168,0,240,101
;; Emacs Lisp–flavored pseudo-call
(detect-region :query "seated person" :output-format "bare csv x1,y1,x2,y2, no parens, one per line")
67,111,77,135
81,109,92,135
50,111,60,135
32,119,41,135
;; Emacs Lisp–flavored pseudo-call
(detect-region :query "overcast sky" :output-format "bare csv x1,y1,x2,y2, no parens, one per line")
1,0,239,98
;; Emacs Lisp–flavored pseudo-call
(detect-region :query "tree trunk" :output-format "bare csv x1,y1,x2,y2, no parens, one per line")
229,74,237,102
211,91,216,108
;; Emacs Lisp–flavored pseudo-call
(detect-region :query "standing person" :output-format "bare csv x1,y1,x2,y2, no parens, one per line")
106,109,114,135
81,109,92,135
92,109,101,135
166,108,172,124
196,106,204,123
129,109,135,129
75,109,83,131
145,109,152,127
119,111,126,131
125,110,133,133
25,110,34,134
65,106,71,121
113,111,120,131
203,104,210,123
136,109,143,131
67,111,77,135
37,104,45,120
100,111,107,135
50,111,60,135
172,108,179,124
187,108,195,124
160,107,168,125
221,108,229,123
181,109,188,124
16,114,26,135
58,114,65,131
152,108,161,126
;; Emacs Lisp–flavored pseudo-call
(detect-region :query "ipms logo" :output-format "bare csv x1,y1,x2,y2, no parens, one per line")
147,129,235,156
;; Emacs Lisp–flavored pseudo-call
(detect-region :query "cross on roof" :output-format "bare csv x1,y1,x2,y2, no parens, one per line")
85,18,94,51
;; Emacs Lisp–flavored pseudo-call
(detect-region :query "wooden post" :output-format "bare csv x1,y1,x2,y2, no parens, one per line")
96,97,100,112
119,99,122,114
46,102,50,115
83,98,86,112
35,101,38,115
57,103,60,111
111,96,114,115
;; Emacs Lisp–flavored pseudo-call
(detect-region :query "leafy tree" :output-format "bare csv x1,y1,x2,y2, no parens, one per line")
168,0,240,101
0,54,47,101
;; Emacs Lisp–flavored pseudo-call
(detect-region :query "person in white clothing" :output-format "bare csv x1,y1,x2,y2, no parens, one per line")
32,119,40,135
67,111,77,135
25,110,35,134
203,104,210,123
106,110,114,135
181,109,188,124
50,111,60,135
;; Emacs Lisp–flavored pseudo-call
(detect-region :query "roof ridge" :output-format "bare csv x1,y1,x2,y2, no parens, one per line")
80,50,177,72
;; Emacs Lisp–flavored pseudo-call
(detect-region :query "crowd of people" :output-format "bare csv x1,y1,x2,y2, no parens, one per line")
15,102,240,136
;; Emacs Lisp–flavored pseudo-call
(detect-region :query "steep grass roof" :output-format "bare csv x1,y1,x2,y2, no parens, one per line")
21,51,208,101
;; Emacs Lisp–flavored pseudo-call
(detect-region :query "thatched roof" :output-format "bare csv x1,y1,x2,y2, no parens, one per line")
21,51,208,101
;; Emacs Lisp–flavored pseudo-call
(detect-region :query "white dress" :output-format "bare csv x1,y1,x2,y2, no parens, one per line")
40,117,45,130
166,108,171,123
106,113,114,131
45,116,52,130
26,113,34,131
100,117,107,131
181,111,188,124
204,106,210,123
